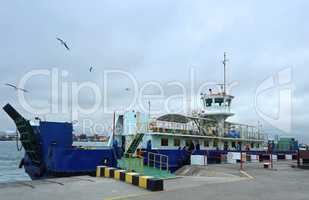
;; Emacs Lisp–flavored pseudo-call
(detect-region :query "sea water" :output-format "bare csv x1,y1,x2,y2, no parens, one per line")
0,141,30,183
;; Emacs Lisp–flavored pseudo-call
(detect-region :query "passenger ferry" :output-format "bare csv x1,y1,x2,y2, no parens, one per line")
114,53,266,171
3,53,273,179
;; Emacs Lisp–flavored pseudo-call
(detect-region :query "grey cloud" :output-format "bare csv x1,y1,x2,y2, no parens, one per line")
0,0,308,142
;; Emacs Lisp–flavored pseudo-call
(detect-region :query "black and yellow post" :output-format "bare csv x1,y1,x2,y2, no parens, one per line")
147,178,164,191
104,167,110,178
119,170,126,181
132,174,139,186
109,168,116,178
138,176,153,189
96,166,106,177
114,169,126,180
125,172,139,184
96,166,164,191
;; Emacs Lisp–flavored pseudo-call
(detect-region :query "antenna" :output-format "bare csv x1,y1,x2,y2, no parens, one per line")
222,52,228,95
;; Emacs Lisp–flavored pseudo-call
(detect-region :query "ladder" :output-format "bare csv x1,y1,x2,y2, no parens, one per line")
126,133,144,154
3,104,42,165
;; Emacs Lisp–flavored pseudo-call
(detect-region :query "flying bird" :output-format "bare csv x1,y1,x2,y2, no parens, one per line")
5,83,17,89
5,83,29,93
89,66,93,72
56,37,70,50
19,88,29,93
125,88,131,91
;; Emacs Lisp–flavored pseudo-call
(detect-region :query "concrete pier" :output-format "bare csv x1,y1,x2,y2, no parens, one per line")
1,161,308,200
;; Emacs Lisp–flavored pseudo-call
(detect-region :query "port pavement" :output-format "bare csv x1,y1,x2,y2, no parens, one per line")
1,161,308,200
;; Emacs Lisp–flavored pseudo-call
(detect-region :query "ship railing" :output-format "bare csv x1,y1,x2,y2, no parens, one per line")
227,123,265,140
147,152,169,173
148,120,199,134
121,152,144,174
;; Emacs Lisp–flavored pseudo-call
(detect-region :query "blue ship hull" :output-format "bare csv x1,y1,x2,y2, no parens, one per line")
2,103,298,179
3,103,121,180
22,148,119,180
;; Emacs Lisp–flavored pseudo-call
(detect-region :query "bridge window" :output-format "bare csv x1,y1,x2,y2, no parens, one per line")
204,140,209,147
226,99,231,106
161,138,169,146
206,99,212,107
215,98,224,106
174,139,180,146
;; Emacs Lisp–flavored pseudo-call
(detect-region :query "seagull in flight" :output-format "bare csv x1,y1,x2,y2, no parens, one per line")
5,83,29,93
89,66,93,72
56,37,70,50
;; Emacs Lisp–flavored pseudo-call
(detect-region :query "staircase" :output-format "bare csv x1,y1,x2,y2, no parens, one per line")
126,133,144,154
3,104,41,165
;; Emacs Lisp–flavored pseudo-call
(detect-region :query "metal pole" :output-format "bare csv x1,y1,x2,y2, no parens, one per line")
240,150,243,170
167,156,169,172
270,153,273,169
140,155,144,173
129,154,132,171
222,52,228,95
148,152,150,167
160,155,162,171
154,153,156,169
112,111,116,140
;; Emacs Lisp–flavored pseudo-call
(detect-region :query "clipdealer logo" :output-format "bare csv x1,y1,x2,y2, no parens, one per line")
255,67,293,134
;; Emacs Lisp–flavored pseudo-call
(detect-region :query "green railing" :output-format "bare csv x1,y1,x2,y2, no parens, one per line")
120,153,144,173
117,152,175,179
147,152,169,173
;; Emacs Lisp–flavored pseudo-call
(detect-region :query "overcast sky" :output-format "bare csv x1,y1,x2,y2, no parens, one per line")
0,1,308,142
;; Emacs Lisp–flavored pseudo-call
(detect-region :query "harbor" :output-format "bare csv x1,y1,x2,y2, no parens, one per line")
0,52,308,200
1,52,308,199
1,1,309,200
1,161,308,200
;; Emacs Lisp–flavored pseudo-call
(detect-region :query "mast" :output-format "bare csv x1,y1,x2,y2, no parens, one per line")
222,52,228,95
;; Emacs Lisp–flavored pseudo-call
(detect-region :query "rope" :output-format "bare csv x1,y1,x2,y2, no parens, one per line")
16,129,22,151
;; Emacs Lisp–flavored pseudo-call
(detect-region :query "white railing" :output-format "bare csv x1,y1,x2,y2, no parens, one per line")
123,120,265,141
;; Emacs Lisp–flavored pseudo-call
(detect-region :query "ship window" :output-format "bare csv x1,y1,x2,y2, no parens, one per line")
232,141,236,148
251,143,254,148
185,140,192,147
226,99,231,106
256,143,260,148
215,98,224,106
206,99,212,107
204,140,209,147
161,138,169,146
213,140,218,147
174,139,180,146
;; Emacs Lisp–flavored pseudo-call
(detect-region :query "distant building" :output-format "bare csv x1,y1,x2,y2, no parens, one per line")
276,137,298,151
73,133,109,142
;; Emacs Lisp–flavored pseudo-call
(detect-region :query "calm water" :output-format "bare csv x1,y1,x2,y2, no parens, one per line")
0,141,109,183
0,141,30,183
